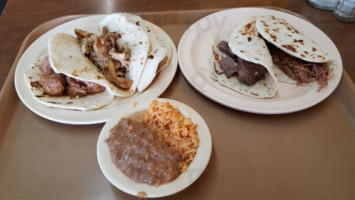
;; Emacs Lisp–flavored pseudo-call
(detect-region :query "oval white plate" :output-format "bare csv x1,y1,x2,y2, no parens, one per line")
97,98,212,198
15,15,178,124
178,8,342,114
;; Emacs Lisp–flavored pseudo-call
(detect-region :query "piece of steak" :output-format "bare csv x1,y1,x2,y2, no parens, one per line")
218,57,239,78
40,56,54,75
84,81,106,94
40,74,65,96
217,41,238,60
236,58,267,86
66,77,88,97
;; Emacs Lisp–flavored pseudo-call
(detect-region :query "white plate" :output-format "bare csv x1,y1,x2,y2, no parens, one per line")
97,98,212,198
14,15,178,124
178,8,342,114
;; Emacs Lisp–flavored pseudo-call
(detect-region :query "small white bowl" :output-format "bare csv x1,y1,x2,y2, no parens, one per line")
97,98,212,198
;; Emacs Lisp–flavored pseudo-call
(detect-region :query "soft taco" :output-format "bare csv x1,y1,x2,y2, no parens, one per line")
211,17,278,98
256,15,334,91
98,13,172,93
25,53,114,111
25,13,172,111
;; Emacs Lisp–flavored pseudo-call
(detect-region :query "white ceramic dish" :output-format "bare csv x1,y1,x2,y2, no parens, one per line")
178,8,342,114
14,15,178,124
97,98,212,198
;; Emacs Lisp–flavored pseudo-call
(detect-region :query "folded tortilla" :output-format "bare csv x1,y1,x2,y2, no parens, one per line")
49,33,135,97
100,13,171,93
25,55,115,111
255,15,334,85
211,17,278,98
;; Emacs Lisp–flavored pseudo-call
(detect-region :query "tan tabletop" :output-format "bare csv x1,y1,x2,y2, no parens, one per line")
0,0,354,91
0,1,354,200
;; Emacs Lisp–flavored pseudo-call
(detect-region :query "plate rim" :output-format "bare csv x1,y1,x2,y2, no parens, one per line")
177,7,343,114
96,98,212,198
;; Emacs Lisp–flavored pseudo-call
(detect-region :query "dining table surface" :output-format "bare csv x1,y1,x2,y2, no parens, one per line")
0,0,354,91
0,1,354,200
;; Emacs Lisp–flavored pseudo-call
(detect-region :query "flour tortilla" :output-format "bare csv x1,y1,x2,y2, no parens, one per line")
110,13,172,92
256,15,334,84
211,17,278,98
25,55,115,111
99,14,150,94
48,33,135,97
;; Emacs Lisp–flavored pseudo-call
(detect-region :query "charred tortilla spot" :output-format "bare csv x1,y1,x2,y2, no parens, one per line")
312,47,317,51
148,55,154,59
251,92,259,96
293,39,304,45
139,41,142,45
245,23,252,29
301,54,305,57
304,51,309,54
270,34,277,42
255,58,259,60
35,95,44,98
72,70,78,77
240,50,245,53
136,21,140,26
281,44,297,53
248,37,252,42
30,81,41,88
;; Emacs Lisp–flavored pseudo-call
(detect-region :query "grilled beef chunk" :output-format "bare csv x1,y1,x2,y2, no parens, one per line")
40,56,54,75
218,57,239,78
217,40,267,85
84,81,106,94
40,74,65,96
38,57,106,97
237,59,267,86
66,77,88,97
217,41,238,59
268,42,328,90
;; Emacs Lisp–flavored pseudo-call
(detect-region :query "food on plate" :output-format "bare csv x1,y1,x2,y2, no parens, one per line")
105,100,200,186
99,13,172,92
211,17,278,98
256,15,334,91
25,54,114,111
24,13,173,111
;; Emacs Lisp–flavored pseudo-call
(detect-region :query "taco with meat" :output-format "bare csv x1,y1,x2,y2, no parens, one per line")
256,15,334,91
211,17,278,98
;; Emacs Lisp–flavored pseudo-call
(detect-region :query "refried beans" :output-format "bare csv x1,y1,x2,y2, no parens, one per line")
106,118,183,186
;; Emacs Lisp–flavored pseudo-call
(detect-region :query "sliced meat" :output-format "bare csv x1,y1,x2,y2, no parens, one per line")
40,74,65,96
217,41,237,59
66,77,88,97
40,56,54,75
270,45,328,90
84,81,106,94
218,57,239,78
236,59,267,86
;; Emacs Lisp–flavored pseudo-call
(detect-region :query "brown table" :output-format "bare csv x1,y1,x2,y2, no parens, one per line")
0,1,354,200
0,0,354,91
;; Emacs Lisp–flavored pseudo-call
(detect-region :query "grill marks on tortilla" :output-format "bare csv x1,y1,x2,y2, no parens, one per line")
256,15,330,63
281,44,297,53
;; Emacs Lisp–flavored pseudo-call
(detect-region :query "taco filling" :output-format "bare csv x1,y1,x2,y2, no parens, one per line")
75,27,133,89
38,56,105,97
267,42,328,90
216,41,267,86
